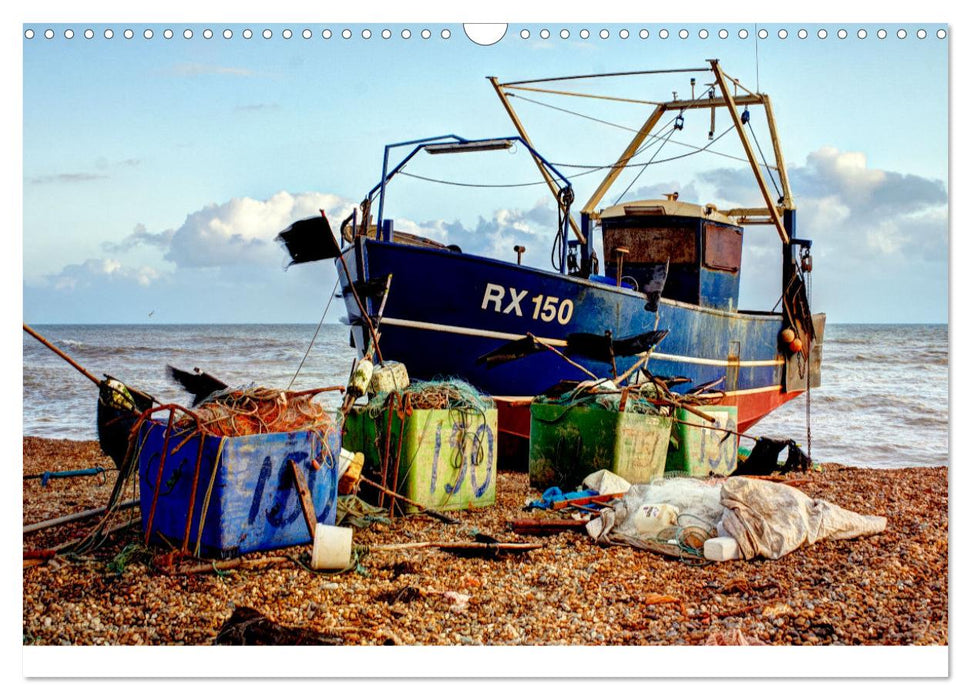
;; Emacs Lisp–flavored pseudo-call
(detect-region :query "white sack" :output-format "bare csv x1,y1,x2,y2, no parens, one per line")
630,503,680,538
719,477,888,560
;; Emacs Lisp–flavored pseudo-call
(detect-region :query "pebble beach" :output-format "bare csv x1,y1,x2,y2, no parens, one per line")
23,436,947,647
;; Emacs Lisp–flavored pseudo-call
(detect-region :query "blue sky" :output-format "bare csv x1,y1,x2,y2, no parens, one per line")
21,20,948,324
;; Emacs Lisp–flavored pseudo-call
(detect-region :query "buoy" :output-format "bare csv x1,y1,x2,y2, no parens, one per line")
348,359,374,395
780,328,796,344
789,338,803,353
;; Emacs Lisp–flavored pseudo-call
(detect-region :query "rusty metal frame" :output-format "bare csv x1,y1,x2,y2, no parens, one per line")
491,61,795,245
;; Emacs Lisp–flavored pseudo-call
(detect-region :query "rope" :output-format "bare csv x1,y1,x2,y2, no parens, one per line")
288,277,340,390
553,124,738,170
603,81,734,206
612,124,678,205
806,267,813,464
396,125,739,192
398,169,552,189
747,121,782,200
510,92,643,133
511,92,753,168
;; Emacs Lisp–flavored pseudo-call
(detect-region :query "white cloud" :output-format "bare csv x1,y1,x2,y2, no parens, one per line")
24,154,948,324
806,147,886,199
796,194,851,234
48,258,163,291
106,191,356,269
695,146,947,263
30,191,356,321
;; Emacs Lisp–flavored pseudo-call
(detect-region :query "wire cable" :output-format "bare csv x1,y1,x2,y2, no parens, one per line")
395,125,737,191
288,277,340,390
510,92,757,167
553,123,737,170
612,124,678,205
747,122,783,200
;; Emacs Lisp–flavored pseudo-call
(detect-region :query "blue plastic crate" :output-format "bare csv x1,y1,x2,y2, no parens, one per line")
137,421,339,558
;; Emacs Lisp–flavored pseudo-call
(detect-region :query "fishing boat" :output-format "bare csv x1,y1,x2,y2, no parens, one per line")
278,59,824,442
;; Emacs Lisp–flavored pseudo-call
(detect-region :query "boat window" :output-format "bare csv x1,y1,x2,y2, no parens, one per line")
603,225,697,264
703,223,743,272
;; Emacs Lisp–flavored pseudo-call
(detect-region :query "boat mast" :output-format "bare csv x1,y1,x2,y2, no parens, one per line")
488,76,585,245
580,105,666,216
709,59,789,244
760,94,794,210
492,63,796,244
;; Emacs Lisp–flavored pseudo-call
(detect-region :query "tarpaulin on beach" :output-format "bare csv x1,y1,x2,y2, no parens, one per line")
719,477,888,560
585,476,888,560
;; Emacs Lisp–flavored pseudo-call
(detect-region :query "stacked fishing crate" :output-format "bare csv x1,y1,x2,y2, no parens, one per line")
342,362,497,513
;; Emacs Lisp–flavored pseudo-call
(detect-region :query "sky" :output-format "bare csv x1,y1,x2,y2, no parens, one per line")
19,19,949,325
9,4,960,685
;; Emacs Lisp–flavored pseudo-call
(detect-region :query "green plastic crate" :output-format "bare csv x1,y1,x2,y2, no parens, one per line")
343,406,497,512
528,402,672,490
665,405,739,477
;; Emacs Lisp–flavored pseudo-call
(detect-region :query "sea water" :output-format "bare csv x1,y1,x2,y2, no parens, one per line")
22,323,947,468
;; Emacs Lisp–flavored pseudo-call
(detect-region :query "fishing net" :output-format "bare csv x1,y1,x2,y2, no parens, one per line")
181,387,338,437
357,378,494,514
365,378,494,417
533,379,667,415
618,478,725,530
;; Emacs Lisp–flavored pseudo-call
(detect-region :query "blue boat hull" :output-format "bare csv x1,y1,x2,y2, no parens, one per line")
338,238,817,431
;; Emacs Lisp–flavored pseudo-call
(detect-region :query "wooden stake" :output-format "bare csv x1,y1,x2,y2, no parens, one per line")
23,499,139,534
358,476,460,525
288,459,318,538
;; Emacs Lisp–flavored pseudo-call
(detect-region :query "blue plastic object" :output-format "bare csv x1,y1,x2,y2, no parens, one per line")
137,421,339,558
526,487,599,511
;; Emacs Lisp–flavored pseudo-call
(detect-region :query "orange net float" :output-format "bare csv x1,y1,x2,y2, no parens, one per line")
780,327,796,345
788,338,804,353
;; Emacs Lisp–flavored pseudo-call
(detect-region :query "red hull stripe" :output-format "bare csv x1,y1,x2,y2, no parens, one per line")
493,386,804,440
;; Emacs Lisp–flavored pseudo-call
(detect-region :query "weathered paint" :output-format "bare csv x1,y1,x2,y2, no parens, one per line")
341,240,790,395
343,406,497,512
529,402,672,489
137,423,339,558
601,213,742,311
665,405,739,477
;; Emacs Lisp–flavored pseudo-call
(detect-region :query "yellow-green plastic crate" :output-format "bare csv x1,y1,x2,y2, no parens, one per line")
665,405,739,477
343,406,497,512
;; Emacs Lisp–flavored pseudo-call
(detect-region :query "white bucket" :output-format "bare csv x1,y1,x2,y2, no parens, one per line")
337,448,356,479
310,524,353,570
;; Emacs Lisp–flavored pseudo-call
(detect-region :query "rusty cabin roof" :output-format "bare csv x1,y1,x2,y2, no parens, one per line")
599,199,738,226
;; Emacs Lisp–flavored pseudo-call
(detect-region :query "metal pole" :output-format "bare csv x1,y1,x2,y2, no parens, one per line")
709,59,789,244
488,77,585,244
23,324,100,386
761,94,794,209
580,104,666,215
23,499,139,534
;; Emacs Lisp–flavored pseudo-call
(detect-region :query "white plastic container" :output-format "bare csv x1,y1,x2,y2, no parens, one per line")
369,361,410,395
630,503,680,538
337,448,359,479
310,524,353,570
704,536,741,561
